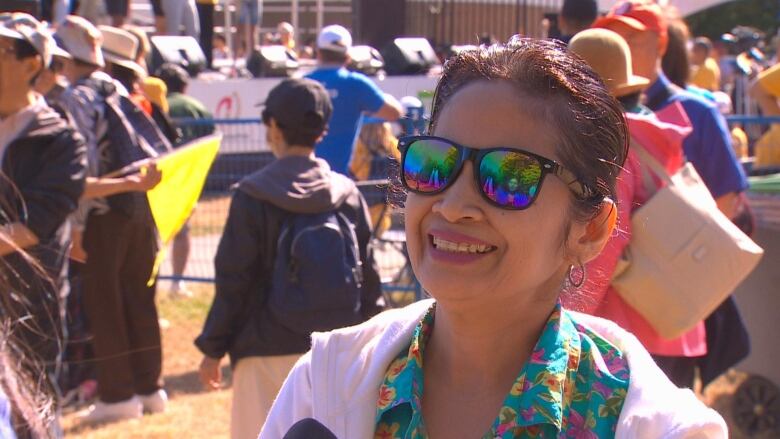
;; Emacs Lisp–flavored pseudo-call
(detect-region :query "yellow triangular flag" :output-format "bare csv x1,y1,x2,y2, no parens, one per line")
146,133,222,284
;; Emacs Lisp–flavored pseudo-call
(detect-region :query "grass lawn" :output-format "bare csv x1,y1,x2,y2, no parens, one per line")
62,284,234,438
189,195,231,237
58,282,753,438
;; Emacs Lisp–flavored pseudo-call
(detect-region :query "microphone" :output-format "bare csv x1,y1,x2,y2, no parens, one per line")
282,418,338,439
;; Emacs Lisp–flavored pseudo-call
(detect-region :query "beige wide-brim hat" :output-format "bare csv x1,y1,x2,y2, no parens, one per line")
0,12,54,67
99,25,147,78
569,28,650,98
55,15,104,67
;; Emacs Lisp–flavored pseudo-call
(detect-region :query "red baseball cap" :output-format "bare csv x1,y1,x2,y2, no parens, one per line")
592,0,667,47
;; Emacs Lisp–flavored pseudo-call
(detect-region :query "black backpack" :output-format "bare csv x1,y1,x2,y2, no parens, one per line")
267,210,364,335
85,79,172,222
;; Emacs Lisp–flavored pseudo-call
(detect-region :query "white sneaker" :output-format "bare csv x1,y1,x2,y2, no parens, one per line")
78,396,142,425
138,389,168,414
169,280,194,299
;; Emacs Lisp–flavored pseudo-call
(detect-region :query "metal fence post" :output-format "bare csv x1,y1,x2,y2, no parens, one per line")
316,0,325,35
292,0,299,43
224,0,234,67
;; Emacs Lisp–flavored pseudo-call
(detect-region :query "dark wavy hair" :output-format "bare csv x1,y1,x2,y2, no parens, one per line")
662,20,691,89
0,180,55,438
428,37,628,222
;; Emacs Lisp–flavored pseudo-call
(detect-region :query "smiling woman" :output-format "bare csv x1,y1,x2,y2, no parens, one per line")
260,38,728,439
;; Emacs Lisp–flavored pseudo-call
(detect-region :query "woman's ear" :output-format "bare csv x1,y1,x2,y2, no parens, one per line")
23,56,43,84
566,198,618,265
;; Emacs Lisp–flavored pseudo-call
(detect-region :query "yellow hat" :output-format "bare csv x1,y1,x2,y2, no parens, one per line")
569,28,650,97
141,77,169,114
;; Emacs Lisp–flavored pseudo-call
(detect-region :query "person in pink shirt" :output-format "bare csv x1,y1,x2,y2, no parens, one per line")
568,28,707,389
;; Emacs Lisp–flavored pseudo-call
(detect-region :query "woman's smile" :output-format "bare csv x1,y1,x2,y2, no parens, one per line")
426,228,497,265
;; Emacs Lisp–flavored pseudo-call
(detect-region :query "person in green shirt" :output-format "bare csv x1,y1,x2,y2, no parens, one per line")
156,63,215,298
157,62,214,145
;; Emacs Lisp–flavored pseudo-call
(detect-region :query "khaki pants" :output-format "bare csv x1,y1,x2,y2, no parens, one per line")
230,354,301,439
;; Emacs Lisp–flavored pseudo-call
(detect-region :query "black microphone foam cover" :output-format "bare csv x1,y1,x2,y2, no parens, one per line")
282,418,338,439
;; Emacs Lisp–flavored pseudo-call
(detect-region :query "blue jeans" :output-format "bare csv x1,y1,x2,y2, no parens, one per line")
239,0,262,25
162,0,199,37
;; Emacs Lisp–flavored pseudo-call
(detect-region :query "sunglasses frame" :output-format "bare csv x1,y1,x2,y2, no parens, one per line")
398,135,594,210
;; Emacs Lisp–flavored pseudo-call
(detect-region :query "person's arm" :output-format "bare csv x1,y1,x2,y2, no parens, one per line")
372,94,403,122
195,190,266,386
2,126,87,257
353,193,385,319
687,103,748,211
358,75,403,121
715,191,741,219
0,223,39,256
81,163,162,200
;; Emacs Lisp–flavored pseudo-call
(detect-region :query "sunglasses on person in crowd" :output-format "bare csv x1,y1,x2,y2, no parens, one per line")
398,135,596,210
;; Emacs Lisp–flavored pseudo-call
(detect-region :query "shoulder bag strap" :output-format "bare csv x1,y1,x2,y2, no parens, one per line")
629,138,675,197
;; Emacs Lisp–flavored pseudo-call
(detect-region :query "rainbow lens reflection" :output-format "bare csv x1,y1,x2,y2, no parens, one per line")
479,150,541,209
403,138,460,193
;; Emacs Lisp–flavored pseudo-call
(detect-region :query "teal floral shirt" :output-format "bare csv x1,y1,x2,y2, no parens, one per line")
374,303,630,439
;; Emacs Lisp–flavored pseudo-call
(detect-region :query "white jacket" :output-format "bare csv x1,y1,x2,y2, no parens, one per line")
260,299,727,438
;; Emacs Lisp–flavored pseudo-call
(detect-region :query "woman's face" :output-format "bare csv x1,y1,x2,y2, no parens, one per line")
405,80,576,306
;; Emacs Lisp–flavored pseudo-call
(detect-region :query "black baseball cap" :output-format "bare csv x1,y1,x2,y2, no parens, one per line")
259,78,333,133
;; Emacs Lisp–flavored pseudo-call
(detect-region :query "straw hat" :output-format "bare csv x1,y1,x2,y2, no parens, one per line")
569,28,649,97
99,25,146,77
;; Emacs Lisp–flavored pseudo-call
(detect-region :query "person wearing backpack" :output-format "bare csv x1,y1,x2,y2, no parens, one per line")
195,78,383,439
0,15,87,426
56,16,172,424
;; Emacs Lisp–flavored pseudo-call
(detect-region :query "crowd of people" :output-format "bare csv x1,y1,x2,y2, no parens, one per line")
0,0,777,438
0,9,206,435
0,6,401,436
27,0,321,69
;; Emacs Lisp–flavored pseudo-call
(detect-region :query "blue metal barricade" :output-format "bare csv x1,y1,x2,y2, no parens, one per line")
166,115,779,303
161,118,421,304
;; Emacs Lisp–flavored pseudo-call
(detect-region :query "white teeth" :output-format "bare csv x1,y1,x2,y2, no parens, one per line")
432,236,493,254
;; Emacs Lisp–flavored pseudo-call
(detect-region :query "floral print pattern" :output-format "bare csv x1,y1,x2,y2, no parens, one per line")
374,303,630,438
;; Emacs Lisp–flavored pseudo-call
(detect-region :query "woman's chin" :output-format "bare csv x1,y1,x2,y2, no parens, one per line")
417,269,494,303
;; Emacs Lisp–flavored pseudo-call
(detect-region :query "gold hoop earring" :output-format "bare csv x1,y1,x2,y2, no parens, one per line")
568,261,586,288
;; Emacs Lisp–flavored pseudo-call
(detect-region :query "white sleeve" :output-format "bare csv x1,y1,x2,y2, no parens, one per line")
574,313,729,439
617,386,727,438
258,352,315,439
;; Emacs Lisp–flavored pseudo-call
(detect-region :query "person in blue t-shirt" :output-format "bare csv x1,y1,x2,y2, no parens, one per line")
306,25,402,175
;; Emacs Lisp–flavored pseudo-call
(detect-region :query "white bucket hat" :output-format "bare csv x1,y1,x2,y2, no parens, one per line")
99,25,146,78
55,15,104,67
0,12,54,67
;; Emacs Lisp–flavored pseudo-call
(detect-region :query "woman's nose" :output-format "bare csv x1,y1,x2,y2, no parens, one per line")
431,162,486,223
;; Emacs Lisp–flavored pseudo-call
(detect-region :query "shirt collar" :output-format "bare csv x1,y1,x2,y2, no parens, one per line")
644,71,672,105
375,302,582,431
375,303,435,422
504,303,581,430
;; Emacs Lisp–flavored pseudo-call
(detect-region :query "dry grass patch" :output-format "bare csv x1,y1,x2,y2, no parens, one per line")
189,196,231,237
63,284,233,438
